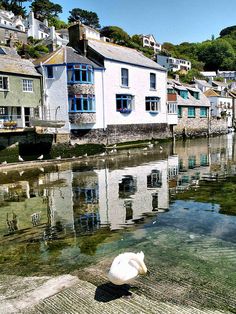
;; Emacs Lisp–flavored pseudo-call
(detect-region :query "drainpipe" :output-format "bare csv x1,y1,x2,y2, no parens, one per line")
101,68,106,137
39,62,47,120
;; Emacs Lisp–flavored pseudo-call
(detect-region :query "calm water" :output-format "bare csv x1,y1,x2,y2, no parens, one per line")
0,135,236,310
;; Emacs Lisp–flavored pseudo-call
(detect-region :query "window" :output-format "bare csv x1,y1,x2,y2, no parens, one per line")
179,90,188,99
200,107,207,117
121,68,129,87
47,66,53,78
200,154,208,166
67,64,93,84
16,107,21,119
22,79,33,92
150,73,156,89
168,103,177,114
119,175,137,198
145,96,160,112
116,94,133,113
69,95,95,112
147,170,162,188
0,107,7,118
0,76,9,91
188,107,195,117
178,106,182,118
188,156,196,169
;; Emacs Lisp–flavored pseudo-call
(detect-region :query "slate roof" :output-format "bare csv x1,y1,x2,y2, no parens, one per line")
34,46,100,68
168,79,210,107
87,39,166,71
195,79,212,87
0,46,41,77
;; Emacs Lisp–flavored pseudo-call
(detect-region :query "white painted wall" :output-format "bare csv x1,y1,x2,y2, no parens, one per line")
96,158,172,230
94,60,167,128
42,65,70,134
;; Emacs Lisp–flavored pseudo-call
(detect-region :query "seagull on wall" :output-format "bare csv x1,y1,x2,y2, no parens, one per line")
1,161,7,165
18,155,24,162
37,154,44,160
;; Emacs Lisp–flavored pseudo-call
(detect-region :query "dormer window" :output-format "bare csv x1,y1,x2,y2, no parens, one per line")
179,90,188,99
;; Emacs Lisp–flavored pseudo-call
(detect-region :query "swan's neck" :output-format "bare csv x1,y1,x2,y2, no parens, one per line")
129,254,147,275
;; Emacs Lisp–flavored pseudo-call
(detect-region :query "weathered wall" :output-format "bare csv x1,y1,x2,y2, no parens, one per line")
174,107,228,137
71,123,172,145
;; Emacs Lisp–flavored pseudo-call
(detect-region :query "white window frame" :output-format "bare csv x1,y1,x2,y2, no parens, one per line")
168,103,177,114
22,79,33,92
0,76,9,91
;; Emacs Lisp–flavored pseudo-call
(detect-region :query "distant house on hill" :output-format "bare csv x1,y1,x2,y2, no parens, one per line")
0,9,27,45
140,34,162,54
157,55,191,73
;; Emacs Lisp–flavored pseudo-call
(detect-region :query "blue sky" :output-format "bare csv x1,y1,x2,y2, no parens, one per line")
27,0,236,44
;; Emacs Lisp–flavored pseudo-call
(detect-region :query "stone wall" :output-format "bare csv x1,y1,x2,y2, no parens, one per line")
174,107,228,137
71,123,172,145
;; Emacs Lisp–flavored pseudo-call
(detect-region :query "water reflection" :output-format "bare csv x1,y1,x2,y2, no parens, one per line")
0,134,236,251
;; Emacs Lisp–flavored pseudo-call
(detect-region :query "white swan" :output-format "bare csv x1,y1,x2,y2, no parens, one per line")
108,251,147,285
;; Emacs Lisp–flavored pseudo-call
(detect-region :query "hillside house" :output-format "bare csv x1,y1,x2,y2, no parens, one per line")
0,9,27,45
157,55,191,73
140,34,162,54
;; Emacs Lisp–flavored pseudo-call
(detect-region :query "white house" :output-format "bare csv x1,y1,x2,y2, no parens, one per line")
157,55,191,72
34,46,100,141
0,9,27,44
35,24,173,144
140,34,161,54
194,79,212,93
204,89,233,127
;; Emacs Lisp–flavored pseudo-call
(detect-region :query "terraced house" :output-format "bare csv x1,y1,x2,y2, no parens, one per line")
0,46,42,130
167,79,211,136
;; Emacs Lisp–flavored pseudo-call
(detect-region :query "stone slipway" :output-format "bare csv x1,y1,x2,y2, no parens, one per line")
0,274,230,314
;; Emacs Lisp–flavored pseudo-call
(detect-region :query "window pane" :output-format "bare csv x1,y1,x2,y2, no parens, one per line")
150,73,156,89
67,69,73,81
75,98,82,111
83,98,88,110
47,66,53,78
74,69,81,81
81,70,87,82
121,68,128,86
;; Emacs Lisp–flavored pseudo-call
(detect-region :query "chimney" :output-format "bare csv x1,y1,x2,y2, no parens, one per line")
174,74,179,82
68,23,88,56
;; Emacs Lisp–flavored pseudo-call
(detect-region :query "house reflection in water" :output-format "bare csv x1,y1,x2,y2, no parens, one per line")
0,134,236,241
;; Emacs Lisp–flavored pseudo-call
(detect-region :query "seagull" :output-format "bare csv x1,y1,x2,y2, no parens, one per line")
148,143,154,148
37,154,44,160
100,152,106,156
160,146,163,151
83,153,88,157
19,171,24,176
1,161,7,165
18,155,24,162
142,147,148,151
56,156,61,160
72,156,76,159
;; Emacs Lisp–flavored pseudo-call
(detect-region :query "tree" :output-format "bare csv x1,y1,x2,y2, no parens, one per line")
68,8,100,29
197,39,236,70
100,26,130,44
30,0,62,21
49,17,68,29
220,25,236,37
